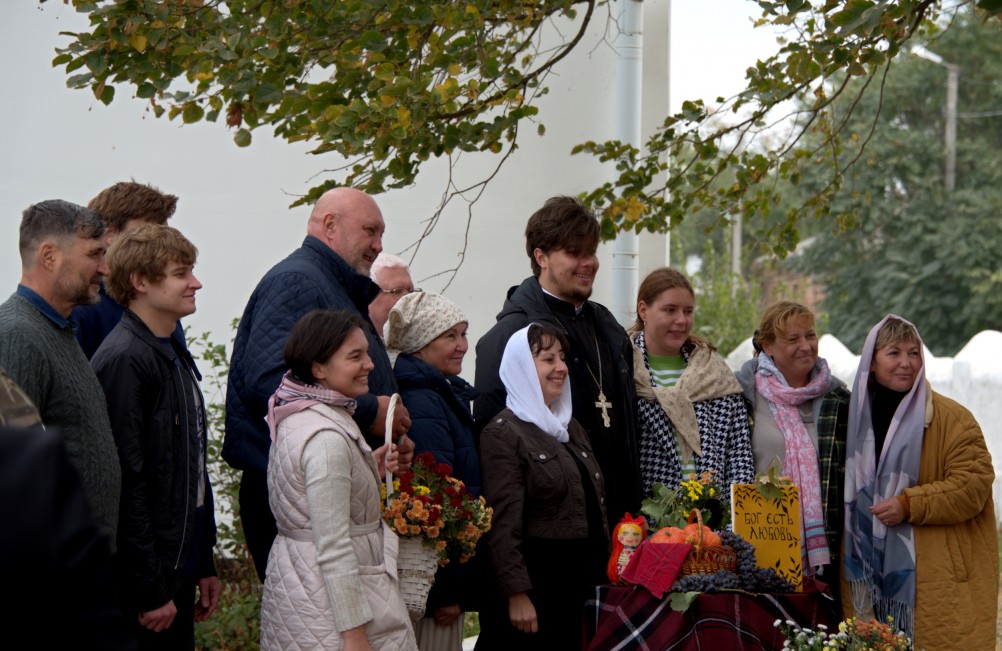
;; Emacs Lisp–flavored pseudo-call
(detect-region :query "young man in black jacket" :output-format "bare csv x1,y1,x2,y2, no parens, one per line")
92,224,219,650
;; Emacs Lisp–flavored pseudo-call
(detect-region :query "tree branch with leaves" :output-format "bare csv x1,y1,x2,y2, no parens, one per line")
46,0,1000,255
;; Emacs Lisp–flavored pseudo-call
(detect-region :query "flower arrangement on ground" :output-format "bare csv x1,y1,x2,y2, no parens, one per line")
776,617,914,651
641,470,731,530
383,452,492,565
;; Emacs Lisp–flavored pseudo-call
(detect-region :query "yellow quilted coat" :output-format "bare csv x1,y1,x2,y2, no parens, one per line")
902,391,997,650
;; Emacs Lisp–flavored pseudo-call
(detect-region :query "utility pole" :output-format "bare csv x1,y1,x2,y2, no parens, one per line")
912,45,959,193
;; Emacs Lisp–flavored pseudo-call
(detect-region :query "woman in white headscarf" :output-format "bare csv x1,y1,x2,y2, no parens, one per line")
476,323,608,651
385,292,480,649
843,315,996,650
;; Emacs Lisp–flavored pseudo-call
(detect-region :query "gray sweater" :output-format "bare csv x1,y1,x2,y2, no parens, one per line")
0,293,121,547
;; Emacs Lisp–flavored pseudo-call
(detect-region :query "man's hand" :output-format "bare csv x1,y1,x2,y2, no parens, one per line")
138,600,177,632
371,396,412,441
395,433,414,471
194,576,222,622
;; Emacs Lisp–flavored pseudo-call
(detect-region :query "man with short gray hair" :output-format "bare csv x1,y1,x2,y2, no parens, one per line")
0,200,122,547
368,253,418,337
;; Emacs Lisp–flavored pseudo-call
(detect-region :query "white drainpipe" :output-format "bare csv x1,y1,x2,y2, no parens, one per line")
610,0,644,327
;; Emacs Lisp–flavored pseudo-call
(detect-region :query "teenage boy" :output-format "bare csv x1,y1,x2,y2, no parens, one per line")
92,224,220,650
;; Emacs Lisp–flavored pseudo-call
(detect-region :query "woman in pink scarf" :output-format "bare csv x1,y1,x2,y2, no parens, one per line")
259,309,417,650
734,302,849,602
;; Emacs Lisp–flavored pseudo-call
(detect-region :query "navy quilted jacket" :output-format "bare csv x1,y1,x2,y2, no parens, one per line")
393,352,483,610
223,236,396,472
394,353,481,497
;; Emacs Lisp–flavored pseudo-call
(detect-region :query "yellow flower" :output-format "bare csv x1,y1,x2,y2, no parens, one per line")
414,485,431,496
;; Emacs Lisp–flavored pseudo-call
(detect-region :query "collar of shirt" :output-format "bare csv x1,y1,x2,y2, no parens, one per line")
16,284,71,330
539,284,586,316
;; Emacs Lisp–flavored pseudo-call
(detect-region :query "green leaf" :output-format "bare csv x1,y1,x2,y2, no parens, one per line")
98,84,114,106
670,592,699,612
976,0,1002,10
182,103,205,123
233,128,252,147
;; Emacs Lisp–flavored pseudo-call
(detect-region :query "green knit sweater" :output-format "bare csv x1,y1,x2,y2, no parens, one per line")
0,293,121,547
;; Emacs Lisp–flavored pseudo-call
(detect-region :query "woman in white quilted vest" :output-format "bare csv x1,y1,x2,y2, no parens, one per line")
260,309,417,650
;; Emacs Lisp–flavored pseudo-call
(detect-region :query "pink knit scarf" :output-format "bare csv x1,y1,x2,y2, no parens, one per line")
754,354,832,573
266,372,356,442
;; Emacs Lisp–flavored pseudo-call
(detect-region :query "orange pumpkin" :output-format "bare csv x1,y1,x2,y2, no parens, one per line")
649,526,688,544
650,522,722,547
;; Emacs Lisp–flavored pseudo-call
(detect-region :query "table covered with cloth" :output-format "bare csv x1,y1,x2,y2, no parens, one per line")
584,581,840,651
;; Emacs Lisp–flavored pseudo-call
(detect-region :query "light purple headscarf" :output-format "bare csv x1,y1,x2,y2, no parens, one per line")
844,314,927,639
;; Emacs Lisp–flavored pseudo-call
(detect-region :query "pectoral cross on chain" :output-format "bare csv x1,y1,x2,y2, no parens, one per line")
595,390,612,428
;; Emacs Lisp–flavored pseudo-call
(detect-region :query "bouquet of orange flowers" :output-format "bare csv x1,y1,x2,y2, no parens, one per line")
383,452,492,566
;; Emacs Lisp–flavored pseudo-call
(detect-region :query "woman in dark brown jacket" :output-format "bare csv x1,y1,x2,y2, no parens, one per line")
476,323,609,650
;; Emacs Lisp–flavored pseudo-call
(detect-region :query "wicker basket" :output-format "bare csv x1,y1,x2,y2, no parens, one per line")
397,535,439,621
679,508,737,576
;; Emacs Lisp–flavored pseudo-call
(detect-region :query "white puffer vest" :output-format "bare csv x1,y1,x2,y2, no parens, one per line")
260,404,416,650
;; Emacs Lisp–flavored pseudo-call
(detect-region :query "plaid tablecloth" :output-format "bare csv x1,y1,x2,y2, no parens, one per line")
584,582,840,651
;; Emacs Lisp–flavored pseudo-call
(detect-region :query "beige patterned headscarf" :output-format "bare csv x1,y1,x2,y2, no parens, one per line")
385,292,467,361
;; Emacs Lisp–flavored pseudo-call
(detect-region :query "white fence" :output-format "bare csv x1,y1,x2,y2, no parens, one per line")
726,331,1002,527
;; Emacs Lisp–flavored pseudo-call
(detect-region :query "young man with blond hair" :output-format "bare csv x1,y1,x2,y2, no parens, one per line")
92,224,219,649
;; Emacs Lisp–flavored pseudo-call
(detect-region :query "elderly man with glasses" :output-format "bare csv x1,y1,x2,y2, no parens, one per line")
368,253,421,338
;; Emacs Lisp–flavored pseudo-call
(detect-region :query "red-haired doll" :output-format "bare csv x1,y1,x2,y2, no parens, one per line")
607,513,647,584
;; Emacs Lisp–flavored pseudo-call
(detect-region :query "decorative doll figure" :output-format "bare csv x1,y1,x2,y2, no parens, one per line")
607,513,647,584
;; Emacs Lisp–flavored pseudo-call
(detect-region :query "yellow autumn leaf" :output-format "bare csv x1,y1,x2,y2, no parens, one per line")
379,94,395,107
129,34,148,52
624,197,645,222
447,63,462,76
194,71,214,81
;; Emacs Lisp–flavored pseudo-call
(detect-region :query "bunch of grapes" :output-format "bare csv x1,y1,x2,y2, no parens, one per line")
671,569,740,593
668,530,795,594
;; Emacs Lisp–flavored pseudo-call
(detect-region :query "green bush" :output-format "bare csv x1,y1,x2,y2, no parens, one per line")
189,325,262,651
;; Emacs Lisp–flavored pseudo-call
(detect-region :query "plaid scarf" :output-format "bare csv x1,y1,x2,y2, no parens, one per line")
265,371,357,442
843,315,925,639
755,353,832,573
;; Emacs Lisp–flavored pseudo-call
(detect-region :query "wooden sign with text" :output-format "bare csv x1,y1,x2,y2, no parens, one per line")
730,484,802,591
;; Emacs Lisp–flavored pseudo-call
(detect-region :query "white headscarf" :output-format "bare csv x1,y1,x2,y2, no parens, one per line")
499,324,573,443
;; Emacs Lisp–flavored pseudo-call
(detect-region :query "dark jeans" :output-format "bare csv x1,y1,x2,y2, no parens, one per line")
132,578,195,651
239,468,277,582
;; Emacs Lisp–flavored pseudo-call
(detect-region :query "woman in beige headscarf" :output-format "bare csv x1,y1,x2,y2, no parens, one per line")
386,292,480,650
631,268,754,520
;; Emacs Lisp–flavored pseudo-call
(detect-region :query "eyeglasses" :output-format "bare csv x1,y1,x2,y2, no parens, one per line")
380,287,422,296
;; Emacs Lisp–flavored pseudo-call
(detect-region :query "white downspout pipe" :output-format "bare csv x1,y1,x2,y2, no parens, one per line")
610,0,644,327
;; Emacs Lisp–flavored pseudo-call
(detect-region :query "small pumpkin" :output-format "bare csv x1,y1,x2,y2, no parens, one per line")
681,522,721,547
649,526,688,545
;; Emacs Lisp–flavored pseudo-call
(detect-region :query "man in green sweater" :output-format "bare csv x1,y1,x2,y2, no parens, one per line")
0,199,122,549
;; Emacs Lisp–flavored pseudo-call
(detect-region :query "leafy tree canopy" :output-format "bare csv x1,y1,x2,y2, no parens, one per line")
791,7,1002,355
46,0,1002,253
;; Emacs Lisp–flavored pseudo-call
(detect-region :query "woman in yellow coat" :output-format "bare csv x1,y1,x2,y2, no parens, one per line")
843,315,997,650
